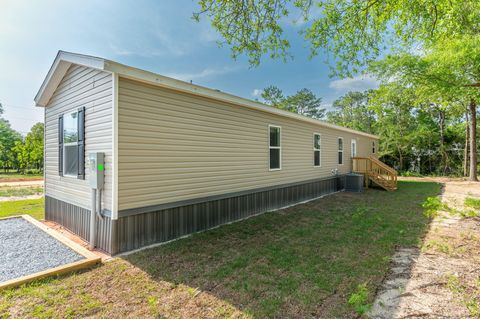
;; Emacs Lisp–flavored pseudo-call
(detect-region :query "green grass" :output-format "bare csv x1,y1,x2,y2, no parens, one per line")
0,186,43,197
465,197,480,210
0,181,440,318
0,198,45,220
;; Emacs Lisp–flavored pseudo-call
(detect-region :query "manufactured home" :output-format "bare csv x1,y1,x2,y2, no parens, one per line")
35,51,395,255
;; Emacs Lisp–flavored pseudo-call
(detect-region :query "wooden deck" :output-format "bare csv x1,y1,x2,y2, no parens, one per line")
352,156,398,191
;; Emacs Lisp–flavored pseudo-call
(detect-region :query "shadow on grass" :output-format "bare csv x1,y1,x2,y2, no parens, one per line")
124,181,442,318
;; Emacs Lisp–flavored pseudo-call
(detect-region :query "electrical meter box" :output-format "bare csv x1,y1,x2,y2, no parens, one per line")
88,152,105,189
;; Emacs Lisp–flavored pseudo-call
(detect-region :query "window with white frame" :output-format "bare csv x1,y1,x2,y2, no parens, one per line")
63,112,79,176
338,137,344,165
313,133,321,167
351,139,357,158
269,125,281,170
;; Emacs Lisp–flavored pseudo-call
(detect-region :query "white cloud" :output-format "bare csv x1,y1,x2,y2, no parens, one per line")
251,89,263,97
165,66,241,82
329,75,379,92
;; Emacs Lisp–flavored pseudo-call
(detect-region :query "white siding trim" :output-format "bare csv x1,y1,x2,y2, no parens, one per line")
112,73,119,219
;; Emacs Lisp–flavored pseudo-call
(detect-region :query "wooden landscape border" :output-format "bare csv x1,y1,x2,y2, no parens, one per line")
0,215,101,290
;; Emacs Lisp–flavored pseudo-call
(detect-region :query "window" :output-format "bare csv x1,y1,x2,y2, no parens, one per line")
63,112,79,176
372,141,376,154
269,125,281,170
59,108,85,179
338,137,344,165
351,139,357,158
313,133,321,167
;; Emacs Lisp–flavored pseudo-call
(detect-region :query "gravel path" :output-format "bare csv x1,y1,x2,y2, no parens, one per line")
0,217,84,283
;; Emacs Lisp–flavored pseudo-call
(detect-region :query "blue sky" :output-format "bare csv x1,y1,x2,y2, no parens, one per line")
0,0,378,134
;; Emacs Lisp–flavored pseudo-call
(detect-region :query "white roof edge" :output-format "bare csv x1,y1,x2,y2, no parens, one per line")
35,51,378,139
34,51,106,107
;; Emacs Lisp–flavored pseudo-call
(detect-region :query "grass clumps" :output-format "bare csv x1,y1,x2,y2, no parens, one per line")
0,186,43,197
446,274,480,318
465,197,480,210
422,196,444,217
348,283,372,315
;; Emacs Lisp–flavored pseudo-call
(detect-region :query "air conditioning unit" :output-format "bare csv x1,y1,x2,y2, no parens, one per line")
345,173,364,192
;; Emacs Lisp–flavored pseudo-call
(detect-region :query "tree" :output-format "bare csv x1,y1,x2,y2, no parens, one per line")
261,85,285,108
370,35,480,180
12,123,44,172
194,0,480,74
327,91,375,133
0,118,22,171
284,88,325,119
260,86,325,119
369,84,419,171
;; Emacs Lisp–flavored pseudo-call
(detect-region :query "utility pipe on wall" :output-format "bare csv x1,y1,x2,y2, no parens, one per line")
89,189,97,249
88,152,105,250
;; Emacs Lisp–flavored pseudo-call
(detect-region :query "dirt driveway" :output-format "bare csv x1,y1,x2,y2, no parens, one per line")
370,177,480,318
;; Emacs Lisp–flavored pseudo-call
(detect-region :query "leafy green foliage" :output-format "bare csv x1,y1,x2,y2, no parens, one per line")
370,35,480,179
260,85,325,119
195,1,480,75
464,197,480,210
13,123,44,171
422,196,443,218
348,283,371,315
0,119,44,173
0,118,22,171
327,90,375,133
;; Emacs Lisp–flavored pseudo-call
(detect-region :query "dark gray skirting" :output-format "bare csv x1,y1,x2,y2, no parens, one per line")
46,175,345,255
45,196,112,253
111,175,344,254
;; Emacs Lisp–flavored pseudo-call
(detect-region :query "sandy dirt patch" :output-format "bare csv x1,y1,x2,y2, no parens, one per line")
0,180,43,187
370,177,480,318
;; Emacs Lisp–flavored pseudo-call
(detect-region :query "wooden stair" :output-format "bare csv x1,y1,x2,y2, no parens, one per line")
352,156,398,191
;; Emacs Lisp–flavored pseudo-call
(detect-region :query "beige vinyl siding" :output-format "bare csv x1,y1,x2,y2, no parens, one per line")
45,65,113,210
117,78,376,210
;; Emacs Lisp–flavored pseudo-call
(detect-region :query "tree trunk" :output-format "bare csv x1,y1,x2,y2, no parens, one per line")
398,149,403,171
438,110,449,175
464,111,469,177
469,99,478,181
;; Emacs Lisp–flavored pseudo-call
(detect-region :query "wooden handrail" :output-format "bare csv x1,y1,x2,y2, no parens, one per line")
368,156,397,175
352,156,397,191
